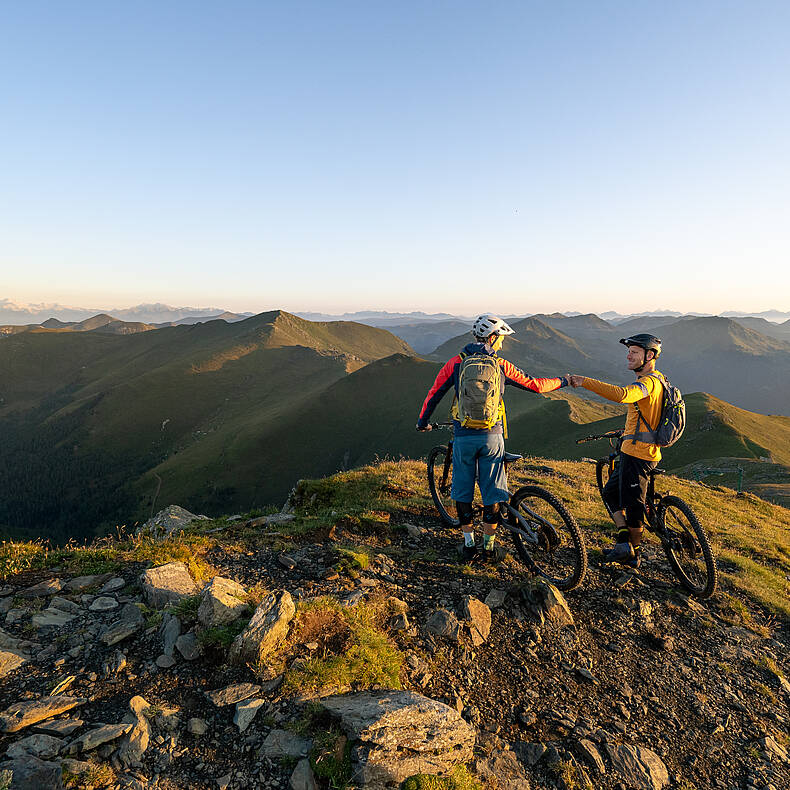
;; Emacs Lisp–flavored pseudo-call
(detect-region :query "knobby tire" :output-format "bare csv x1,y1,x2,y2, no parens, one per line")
510,485,587,591
427,445,459,527
658,495,718,599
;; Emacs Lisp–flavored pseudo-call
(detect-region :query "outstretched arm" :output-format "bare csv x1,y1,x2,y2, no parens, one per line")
501,359,568,393
580,376,657,404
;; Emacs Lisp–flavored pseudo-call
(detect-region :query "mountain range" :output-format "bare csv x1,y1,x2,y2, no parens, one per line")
1,307,789,544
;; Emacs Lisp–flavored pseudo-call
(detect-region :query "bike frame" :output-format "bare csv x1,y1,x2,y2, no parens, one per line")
582,432,688,552
432,426,546,550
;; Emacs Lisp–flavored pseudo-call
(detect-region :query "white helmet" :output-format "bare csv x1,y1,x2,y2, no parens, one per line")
472,314,515,339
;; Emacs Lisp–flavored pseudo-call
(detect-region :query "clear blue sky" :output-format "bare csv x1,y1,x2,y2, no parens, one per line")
2,1,788,315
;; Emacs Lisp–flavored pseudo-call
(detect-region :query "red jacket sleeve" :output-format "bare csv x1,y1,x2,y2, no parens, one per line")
417,356,460,426
500,359,565,393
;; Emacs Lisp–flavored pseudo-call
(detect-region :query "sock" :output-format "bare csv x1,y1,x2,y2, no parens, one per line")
616,529,630,545
483,534,496,551
463,532,475,547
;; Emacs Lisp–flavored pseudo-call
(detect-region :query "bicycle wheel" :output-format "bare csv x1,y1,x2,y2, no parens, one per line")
509,485,587,591
596,459,615,518
658,495,718,599
427,445,459,527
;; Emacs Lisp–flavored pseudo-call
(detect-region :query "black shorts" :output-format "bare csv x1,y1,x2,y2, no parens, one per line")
602,452,657,518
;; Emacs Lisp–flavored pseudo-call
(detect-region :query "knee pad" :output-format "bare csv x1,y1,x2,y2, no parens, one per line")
483,502,500,523
455,501,474,526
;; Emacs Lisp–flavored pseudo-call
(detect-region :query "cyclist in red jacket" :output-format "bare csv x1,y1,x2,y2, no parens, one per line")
417,315,569,561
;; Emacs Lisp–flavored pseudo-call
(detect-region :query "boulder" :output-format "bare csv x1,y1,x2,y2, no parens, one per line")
49,597,80,614
289,758,319,790
0,648,29,679
70,723,133,753
320,690,475,788
261,729,312,759
175,631,202,661
160,613,181,656
205,683,262,707
139,504,209,538
459,596,491,646
484,589,507,609
0,695,86,734
233,698,266,732
31,609,75,630
34,718,83,737
472,749,531,790
63,574,111,592
519,579,574,629
605,743,669,790
424,609,461,642
88,596,119,612
574,738,606,774
117,696,152,768
140,562,199,608
0,755,63,789
18,579,63,598
230,590,295,665
188,718,209,735
99,577,126,594
198,577,248,628
5,733,64,760
101,603,144,646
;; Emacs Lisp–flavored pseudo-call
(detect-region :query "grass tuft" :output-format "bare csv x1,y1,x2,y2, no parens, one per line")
401,766,483,790
281,598,402,694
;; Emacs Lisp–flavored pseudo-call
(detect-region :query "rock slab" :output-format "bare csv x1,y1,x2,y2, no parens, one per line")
321,690,475,788
198,576,248,628
230,589,295,665
605,743,669,790
459,596,491,646
0,755,63,789
519,579,574,629
0,648,29,679
0,695,86,734
140,562,199,608
140,504,208,538
473,750,531,790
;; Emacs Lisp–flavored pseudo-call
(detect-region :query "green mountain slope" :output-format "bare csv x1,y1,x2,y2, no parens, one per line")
0,312,415,540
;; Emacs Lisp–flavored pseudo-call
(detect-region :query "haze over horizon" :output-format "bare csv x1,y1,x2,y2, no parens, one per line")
2,1,789,314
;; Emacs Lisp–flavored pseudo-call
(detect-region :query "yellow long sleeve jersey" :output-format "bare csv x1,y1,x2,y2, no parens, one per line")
582,371,666,462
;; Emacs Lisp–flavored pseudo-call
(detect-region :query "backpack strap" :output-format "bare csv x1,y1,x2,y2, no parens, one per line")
622,374,663,445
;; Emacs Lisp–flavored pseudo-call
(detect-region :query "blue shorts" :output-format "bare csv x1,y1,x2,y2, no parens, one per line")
451,433,509,506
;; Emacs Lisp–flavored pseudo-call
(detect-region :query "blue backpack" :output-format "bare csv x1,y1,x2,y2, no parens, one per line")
628,374,686,448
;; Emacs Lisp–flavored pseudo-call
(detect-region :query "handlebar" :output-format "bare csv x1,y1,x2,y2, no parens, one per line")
429,422,454,430
575,430,623,445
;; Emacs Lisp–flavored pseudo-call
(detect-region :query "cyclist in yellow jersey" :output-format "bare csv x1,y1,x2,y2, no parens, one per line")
569,334,665,567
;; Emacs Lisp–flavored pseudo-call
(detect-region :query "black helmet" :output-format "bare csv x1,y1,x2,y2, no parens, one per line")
619,333,662,357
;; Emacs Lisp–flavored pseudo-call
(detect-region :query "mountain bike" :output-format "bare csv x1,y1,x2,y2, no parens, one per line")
576,430,718,599
426,423,587,591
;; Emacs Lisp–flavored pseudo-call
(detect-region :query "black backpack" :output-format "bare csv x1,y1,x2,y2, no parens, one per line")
627,374,686,448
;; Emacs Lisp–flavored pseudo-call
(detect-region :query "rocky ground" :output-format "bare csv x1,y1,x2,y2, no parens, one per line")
1,492,789,790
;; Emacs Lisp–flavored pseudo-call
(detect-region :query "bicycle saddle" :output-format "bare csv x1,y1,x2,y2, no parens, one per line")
504,452,523,463
652,468,665,475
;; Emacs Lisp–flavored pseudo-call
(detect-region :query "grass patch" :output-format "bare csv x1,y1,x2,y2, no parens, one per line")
547,759,593,790
197,618,250,650
167,595,201,622
753,682,776,703
62,761,115,788
0,527,217,584
401,766,483,790
334,545,372,572
281,597,402,694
